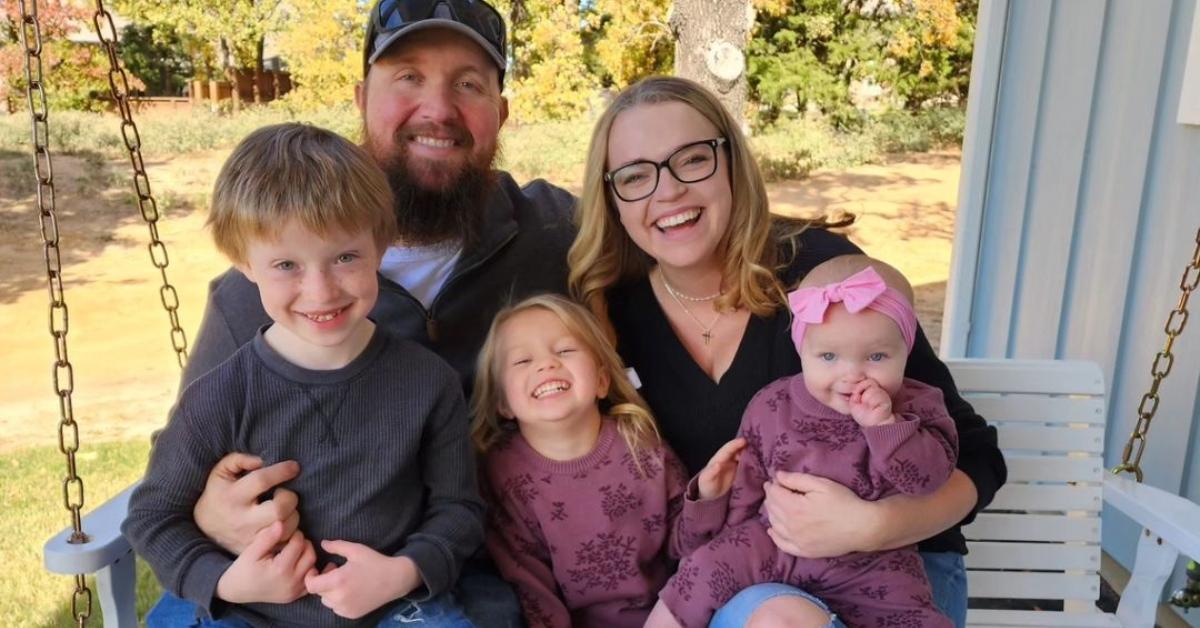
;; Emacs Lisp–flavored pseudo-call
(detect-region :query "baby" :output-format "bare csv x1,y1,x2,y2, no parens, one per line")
648,254,958,628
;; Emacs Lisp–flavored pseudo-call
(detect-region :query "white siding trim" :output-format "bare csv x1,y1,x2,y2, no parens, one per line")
942,0,1011,357
1178,1,1200,125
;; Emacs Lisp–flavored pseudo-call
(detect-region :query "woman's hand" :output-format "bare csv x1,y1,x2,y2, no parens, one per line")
696,437,746,500
194,452,301,554
762,471,882,558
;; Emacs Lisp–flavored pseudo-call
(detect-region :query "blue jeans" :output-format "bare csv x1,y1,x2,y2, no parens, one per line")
709,551,968,628
711,583,846,628
147,591,473,627
146,560,522,628
922,551,968,628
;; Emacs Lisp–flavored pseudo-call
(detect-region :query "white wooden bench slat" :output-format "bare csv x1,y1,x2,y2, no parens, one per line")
997,425,1106,452
987,483,1104,512
967,609,1122,626
966,542,1101,571
967,571,1102,601
1003,454,1104,483
950,360,1105,394
964,396,1106,424
964,513,1101,543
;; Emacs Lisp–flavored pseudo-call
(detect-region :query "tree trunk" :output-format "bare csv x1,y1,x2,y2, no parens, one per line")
508,0,529,81
670,0,754,129
253,36,264,104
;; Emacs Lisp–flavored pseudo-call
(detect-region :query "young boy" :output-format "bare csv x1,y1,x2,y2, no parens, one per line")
123,123,485,627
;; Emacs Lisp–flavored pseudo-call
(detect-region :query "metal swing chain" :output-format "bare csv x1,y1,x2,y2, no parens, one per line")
17,1,94,625
91,0,190,367
1112,226,1200,482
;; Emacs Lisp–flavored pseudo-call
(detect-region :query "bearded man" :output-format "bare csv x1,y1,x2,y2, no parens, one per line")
183,0,575,395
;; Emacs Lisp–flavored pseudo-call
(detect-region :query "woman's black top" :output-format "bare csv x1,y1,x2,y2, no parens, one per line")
607,227,1006,555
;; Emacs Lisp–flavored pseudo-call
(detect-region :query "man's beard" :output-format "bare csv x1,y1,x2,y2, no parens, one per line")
366,126,499,248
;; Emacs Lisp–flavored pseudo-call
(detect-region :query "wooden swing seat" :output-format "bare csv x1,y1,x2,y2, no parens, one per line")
45,359,1200,627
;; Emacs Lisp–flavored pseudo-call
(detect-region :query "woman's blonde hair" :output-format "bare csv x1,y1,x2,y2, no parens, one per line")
568,76,850,336
470,294,660,469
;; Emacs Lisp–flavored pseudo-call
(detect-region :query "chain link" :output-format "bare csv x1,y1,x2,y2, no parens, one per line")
17,1,93,625
1113,227,1200,482
91,0,190,366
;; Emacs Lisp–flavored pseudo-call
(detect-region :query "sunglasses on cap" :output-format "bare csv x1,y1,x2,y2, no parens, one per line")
365,0,507,79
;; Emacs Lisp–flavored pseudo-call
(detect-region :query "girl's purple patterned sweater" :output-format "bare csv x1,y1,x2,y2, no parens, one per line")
481,419,728,627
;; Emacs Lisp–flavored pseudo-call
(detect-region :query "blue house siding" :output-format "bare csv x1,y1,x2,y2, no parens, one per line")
945,0,1200,618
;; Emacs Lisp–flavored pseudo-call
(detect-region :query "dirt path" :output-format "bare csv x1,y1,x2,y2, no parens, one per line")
0,150,960,453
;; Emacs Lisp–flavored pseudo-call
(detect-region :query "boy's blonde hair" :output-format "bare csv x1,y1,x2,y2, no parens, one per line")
568,76,852,338
471,294,661,468
208,123,397,263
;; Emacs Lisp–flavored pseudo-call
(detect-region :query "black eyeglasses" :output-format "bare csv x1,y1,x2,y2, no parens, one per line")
604,138,727,202
366,0,507,75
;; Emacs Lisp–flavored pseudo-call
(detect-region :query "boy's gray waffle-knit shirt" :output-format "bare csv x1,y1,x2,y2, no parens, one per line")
123,326,484,627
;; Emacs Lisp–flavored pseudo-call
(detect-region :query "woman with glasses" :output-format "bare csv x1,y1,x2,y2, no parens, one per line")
568,76,1005,628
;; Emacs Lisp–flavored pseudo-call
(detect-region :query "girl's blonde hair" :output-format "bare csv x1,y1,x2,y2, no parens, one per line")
567,76,851,337
471,294,660,468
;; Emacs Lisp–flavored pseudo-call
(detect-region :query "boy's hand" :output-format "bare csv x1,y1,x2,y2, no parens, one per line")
195,452,301,554
697,437,746,500
215,521,317,604
848,379,896,427
304,541,422,619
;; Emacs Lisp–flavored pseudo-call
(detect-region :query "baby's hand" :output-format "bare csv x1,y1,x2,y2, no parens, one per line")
849,379,896,427
304,540,421,619
697,437,746,500
216,521,317,604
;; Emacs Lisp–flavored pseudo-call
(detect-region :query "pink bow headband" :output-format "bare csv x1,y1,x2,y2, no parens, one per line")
788,266,918,353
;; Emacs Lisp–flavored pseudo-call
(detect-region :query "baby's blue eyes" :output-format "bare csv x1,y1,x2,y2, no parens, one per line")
815,352,888,362
274,261,295,271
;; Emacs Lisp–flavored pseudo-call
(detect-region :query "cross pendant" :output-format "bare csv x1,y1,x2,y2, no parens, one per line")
702,330,712,345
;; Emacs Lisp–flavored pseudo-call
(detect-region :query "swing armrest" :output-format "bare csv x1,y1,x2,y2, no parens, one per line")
1103,473,1200,559
44,481,140,575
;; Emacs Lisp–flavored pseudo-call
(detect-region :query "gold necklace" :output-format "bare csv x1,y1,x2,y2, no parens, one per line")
659,271,722,345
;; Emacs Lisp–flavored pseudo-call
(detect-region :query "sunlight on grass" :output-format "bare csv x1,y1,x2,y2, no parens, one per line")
1,440,161,627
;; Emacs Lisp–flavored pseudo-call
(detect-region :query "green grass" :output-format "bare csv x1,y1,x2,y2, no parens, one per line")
1,440,162,627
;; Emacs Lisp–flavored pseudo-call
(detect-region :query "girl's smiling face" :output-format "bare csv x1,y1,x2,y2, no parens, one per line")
497,308,609,429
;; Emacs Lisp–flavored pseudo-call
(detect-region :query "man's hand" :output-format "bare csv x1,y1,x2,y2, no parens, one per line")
304,541,422,619
195,453,300,554
848,379,896,427
696,438,746,500
215,521,317,604
762,471,881,558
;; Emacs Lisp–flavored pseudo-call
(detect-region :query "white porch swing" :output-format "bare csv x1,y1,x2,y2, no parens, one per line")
17,0,1200,626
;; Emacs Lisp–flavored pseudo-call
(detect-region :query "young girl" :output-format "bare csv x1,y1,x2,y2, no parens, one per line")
471,294,745,628
646,255,959,628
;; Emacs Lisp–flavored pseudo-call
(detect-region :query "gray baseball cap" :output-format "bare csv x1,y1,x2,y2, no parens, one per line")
364,0,507,83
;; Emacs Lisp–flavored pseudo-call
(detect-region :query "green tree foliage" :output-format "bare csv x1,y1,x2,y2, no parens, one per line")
590,0,673,89
119,24,195,96
506,0,597,122
749,0,976,126
113,0,282,73
1,0,134,112
274,0,364,109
